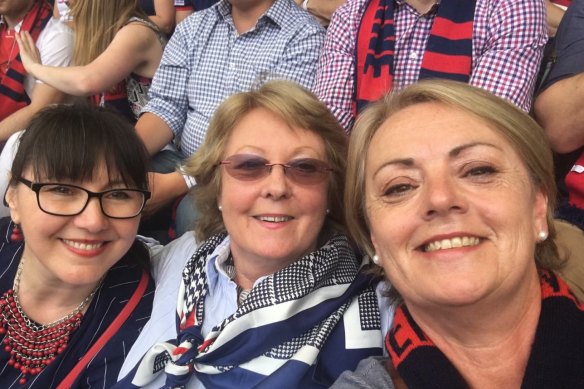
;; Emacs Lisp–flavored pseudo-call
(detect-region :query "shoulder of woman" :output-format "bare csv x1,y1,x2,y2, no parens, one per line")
150,232,199,281
117,19,162,45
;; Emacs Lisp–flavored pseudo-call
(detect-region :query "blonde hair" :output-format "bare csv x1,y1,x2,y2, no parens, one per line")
185,80,348,242
70,0,148,65
345,80,561,271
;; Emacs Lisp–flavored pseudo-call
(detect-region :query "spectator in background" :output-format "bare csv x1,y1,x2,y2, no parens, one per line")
16,0,165,124
316,0,547,132
534,0,584,230
0,0,72,144
136,0,325,237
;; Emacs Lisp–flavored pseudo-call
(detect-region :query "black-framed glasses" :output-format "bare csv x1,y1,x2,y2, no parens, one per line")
218,154,332,185
17,177,151,219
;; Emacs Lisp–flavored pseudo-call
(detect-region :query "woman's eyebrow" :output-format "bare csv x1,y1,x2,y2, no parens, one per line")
449,142,503,158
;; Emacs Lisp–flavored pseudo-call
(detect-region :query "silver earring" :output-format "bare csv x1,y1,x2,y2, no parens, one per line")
371,255,380,265
218,205,223,211
538,230,548,242
326,209,330,214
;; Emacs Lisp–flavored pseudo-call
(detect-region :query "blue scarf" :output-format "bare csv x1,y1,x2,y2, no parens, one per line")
117,233,382,388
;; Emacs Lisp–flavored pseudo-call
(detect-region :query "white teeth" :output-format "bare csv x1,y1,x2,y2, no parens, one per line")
62,239,104,251
424,236,480,252
257,216,292,223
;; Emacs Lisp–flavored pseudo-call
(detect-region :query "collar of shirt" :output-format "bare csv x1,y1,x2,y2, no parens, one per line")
216,0,291,30
205,235,268,296
395,0,440,17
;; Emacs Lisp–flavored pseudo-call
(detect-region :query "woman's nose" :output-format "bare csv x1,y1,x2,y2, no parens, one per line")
73,197,108,231
422,174,467,219
260,165,292,199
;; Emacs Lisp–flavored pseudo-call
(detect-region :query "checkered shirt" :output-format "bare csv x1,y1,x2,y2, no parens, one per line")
144,0,325,157
315,0,547,132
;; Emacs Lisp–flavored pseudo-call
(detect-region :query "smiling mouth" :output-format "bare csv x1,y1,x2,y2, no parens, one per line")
254,216,294,223
422,236,480,252
62,239,105,251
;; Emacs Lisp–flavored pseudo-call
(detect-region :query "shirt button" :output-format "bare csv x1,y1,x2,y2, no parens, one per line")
410,52,418,60
229,63,235,69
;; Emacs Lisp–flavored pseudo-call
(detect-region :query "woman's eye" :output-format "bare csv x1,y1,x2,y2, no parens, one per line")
106,190,131,200
384,183,416,197
236,160,266,170
45,185,76,196
465,165,497,177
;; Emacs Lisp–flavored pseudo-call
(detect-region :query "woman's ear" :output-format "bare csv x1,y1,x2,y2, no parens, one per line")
533,188,549,236
5,186,20,224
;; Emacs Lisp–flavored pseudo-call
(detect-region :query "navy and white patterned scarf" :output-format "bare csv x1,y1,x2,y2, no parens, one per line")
118,233,382,388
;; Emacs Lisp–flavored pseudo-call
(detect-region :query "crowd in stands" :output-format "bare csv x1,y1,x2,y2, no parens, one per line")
0,0,583,387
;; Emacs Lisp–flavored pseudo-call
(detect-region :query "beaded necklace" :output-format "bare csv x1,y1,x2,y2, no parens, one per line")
0,259,100,385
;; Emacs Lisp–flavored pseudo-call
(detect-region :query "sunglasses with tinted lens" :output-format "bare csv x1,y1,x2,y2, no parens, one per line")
218,154,332,185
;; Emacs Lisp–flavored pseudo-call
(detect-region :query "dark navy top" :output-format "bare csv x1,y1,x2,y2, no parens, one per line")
0,218,155,388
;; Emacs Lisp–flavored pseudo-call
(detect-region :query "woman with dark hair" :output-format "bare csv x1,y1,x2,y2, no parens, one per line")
0,104,155,388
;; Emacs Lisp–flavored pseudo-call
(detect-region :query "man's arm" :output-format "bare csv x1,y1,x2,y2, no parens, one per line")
135,20,194,213
136,114,189,214
314,0,362,132
135,112,175,156
0,83,67,140
534,73,584,154
469,0,547,112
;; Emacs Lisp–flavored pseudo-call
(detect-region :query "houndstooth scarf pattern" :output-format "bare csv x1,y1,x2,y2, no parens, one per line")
119,233,382,388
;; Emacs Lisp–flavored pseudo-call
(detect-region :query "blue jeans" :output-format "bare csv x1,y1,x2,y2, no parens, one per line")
147,149,198,240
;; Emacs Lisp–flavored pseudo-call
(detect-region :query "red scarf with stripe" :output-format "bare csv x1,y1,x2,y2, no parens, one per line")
385,270,584,388
354,0,476,115
0,0,52,121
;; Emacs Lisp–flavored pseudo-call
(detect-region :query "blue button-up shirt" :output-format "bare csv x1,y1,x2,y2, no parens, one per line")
144,0,325,157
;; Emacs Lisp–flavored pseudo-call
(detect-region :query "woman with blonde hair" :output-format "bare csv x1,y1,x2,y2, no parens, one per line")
332,79,584,388
116,80,383,388
16,0,165,123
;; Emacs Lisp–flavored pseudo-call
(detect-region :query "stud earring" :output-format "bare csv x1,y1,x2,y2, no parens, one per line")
10,223,23,242
371,255,380,265
326,209,330,215
538,230,548,242
218,205,223,211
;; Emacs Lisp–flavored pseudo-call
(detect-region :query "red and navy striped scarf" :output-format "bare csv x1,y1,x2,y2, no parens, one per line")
0,0,52,121
354,0,476,115
385,270,584,388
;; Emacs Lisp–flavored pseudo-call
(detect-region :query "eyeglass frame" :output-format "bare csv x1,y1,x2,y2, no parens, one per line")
217,154,333,185
15,177,151,219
